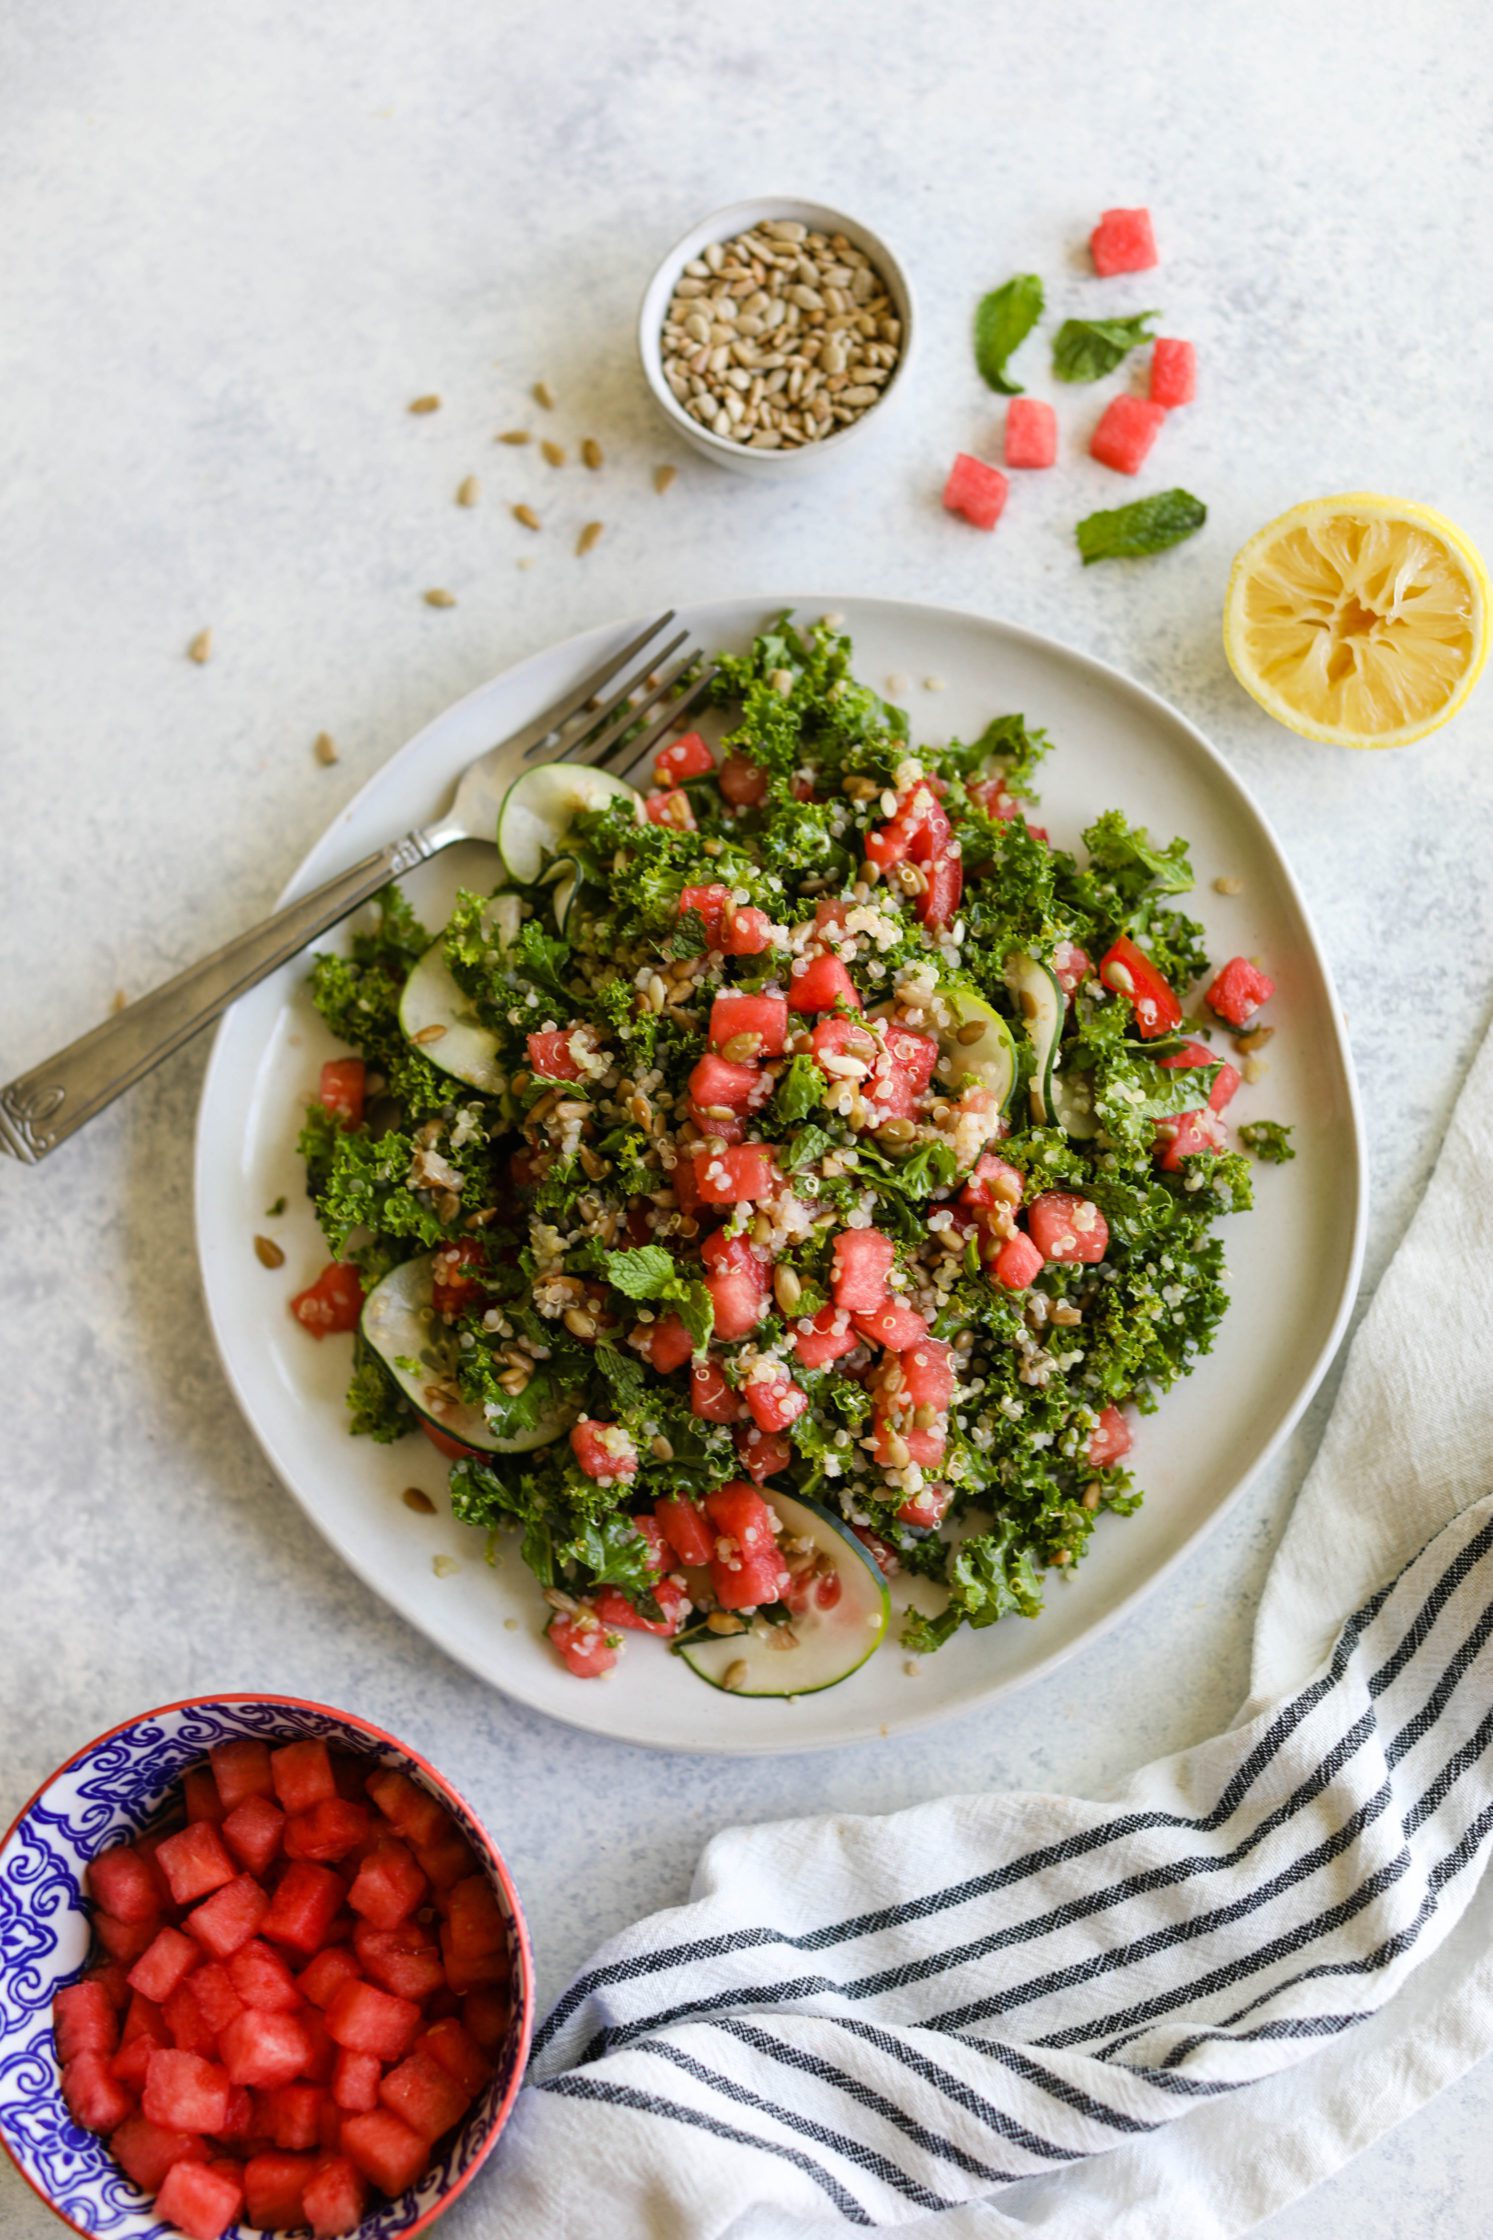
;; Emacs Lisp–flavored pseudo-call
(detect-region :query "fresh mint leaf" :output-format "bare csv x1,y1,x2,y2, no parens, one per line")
603,1245,678,1300
1052,310,1159,383
974,274,1044,395
781,1123,837,1174
774,1053,828,1126
673,1280,716,1355
1239,1119,1296,1164
1077,489,1206,565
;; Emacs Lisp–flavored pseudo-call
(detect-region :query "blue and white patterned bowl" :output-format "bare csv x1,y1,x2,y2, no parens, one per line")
0,1693,533,2239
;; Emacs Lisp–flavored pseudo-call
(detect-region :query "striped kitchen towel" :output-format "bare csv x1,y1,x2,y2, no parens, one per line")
491,1021,1493,2239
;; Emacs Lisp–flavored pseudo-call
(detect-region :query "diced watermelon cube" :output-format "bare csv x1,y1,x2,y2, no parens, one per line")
243,2149,317,2229
735,1423,794,1483
1005,398,1057,470
568,1417,640,1486
897,1338,956,1413
653,729,715,786
228,1937,301,2012
215,2085,254,2144
709,990,788,1059
1090,394,1167,475
303,2154,370,2238
644,786,695,832
741,1373,808,1434
896,1481,954,1529
127,1926,202,2005
442,1876,506,1961
688,1356,740,1423
270,1738,336,1815
1027,1192,1109,1264
284,1797,373,1863
1149,337,1195,407
872,1416,947,1469
689,1050,769,1118
325,1977,422,2062
720,903,773,956
143,2047,231,2134
208,1738,275,1812
943,450,1008,530
264,2080,325,2151
60,2052,134,2135
1089,206,1158,277
110,1990,169,2088
354,1922,446,2002
364,1768,451,1851
545,1607,620,1679
261,1859,346,1954
654,1495,716,1568
991,1230,1044,1290
155,2158,244,2240
183,1768,225,1825
163,1980,218,2058
332,2044,382,2113
85,1961,132,2012
639,1310,694,1373
418,1830,480,1900
691,1143,781,1205
437,1922,511,1995
318,1057,367,1130
94,1911,160,1966
1156,1036,1241,1111
221,1793,285,1879
787,953,861,1012
299,2003,337,2085
54,1978,120,2062
1206,955,1275,1026
87,1842,166,1924
461,1986,511,2054
379,2047,471,2142
188,1963,243,2038
526,1026,587,1081
111,2113,209,2192
852,1299,929,1352
219,2007,312,2090
790,1303,858,1369
1089,1404,1134,1467
677,882,731,943
700,1230,769,1342
416,2018,494,2100
186,1873,270,1961
298,1945,363,2011
341,2106,432,2197
1155,1106,1228,1170
830,1227,894,1312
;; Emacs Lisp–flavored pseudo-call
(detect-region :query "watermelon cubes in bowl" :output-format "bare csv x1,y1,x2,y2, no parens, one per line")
0,1694,532,2240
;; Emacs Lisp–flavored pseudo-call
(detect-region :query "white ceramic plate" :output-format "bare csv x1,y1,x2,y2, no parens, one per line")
195,596,1365,1756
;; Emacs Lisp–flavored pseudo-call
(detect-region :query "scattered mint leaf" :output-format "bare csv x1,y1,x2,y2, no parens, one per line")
1052,310,1159,383
1239,1119,1296,1164
673,1279,716,1355
1077,489,1207,565
774,1053,828,1126
974,275,1045,395
603,1245,678,1300
265,1195,287,1218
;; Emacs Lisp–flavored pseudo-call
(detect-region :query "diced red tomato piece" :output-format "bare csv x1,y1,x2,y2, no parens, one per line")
640,1311,694,1373
853,1299,930,1351
303,2155,369,2238
645,787,696,831
289,1262,364,1339
689,1356,741,1422
142,2047,230,2134
341,2106,431,2197
1051,940,1094,995
127,1927,201,2005
217,1789,286,1878
896,1482,954,1529
1090,205,1158,277
569,1417,639,1483
155,1823,236,1909
1149,337,1196,407
348,1838,427,1931
243,2151,317,2230
209,1738,275,1813
991,1230,1044,1290
710,990,788,1057
318,1058,365,1129
692,1143,782,1204
735,1424,794,1481
1005,398,1057,470
545,1607,619,1677
54,1979,119,2063
284,1796,372,1864
787,954,860,1012
259,1860,345,1955
830,1227,894,1312
1089,1405,1134,1467
1156,1108,1228,1170
677,884,731,942
790,1304,858,1369
655,1496,717,1567
720,905,773,956
1091,394,1167,475
1099,934,1183,1038
1028,1191,1109,1263
943,450,1009,529
718,752,768,808
689,1051,769,1116
1156,1036,1241,1111
1207,956,1275,1026
741,1373,808,1434
653,729,715,787
960,1154,1023,1214
87,1843,166,1924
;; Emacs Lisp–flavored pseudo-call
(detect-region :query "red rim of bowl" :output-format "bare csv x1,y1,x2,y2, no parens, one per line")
0,1690,534,2240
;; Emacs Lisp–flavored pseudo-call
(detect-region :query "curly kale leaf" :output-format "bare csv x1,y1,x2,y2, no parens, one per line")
1240,1120,1296,1164
345,1334,414,1443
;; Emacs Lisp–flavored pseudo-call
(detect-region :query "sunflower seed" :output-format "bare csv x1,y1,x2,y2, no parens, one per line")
412,1023,447,1044
512,505,541,531
253,1234,285,1268
497,429,531,445
541,439,566,467
402,1486,437,1514
456,475,480,506
774,1266,803,1314
313,730,338,765
187,628,212,664
576,521,604,556
408,394,441,414
423,588,457,607
581,437,603,470
532,380,555,410
722,1659,751,1692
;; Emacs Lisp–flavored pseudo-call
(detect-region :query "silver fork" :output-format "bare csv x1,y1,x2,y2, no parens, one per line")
1,611,716,1165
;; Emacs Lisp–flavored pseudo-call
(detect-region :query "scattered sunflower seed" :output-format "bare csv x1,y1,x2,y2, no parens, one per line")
313,730,338,766
1213,874,1245,895
411,1023,447,1044
402,1486,437,1514
408,394,441,414
498,429,531,445
576,521,604,556
253,1235,285,1269
653,465,677,494
456,475,480,507
540,439,566,468
513,504,541,532
431,1553,460,1577
722,1659,751,1692
423,588,457,607
110,990,128,1014
581,437,603,470
532,380,555,410
187,629,212,664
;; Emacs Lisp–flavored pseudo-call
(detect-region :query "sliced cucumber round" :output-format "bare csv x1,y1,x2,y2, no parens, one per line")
678,1494,890,1698
361,1254,576,1455
496,764,640,885
1004,954,1065,1125
540,855,581,934
933,987,1016,1109
399,942,510,1101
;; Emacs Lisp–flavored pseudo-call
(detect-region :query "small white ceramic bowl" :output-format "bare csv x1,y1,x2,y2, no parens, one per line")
637,195,917,480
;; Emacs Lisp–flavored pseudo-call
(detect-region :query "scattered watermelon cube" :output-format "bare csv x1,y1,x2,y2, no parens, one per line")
1004,398,1057,470
243,2149,317,2229
94,1912,160,1966
461,1986,512,2054
189,1963,243,2038
61,2052,134,2135
142,2047,231,2135
340,2106,432,2196
1207,956,1275,1026
1089,206,1158,276
185,1873,270,1961
1090,394,1167,475
1149,337,1196,407
942,450,1009,530
1088,1404,1134,1467
269,1738,336,1815
265,2080,325,2151
208,1738,275,1812
991,1231,1044,1291
155,2158,245,2240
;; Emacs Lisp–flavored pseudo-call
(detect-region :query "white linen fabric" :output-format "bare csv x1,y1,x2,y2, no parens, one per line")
490,1023,1493,2238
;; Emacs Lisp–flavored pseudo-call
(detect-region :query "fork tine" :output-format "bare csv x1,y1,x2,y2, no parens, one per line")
545,629,690,765
553,636,695,769
607,665,721,781
514,610,676,763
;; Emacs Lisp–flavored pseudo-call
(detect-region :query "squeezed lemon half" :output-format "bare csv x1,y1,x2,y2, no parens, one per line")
1223,493,1488,748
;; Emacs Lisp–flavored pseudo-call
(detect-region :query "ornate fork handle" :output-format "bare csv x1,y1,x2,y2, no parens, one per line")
0,832,436,1165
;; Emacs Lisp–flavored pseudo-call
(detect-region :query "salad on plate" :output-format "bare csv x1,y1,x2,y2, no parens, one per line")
290,618,1280,1697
